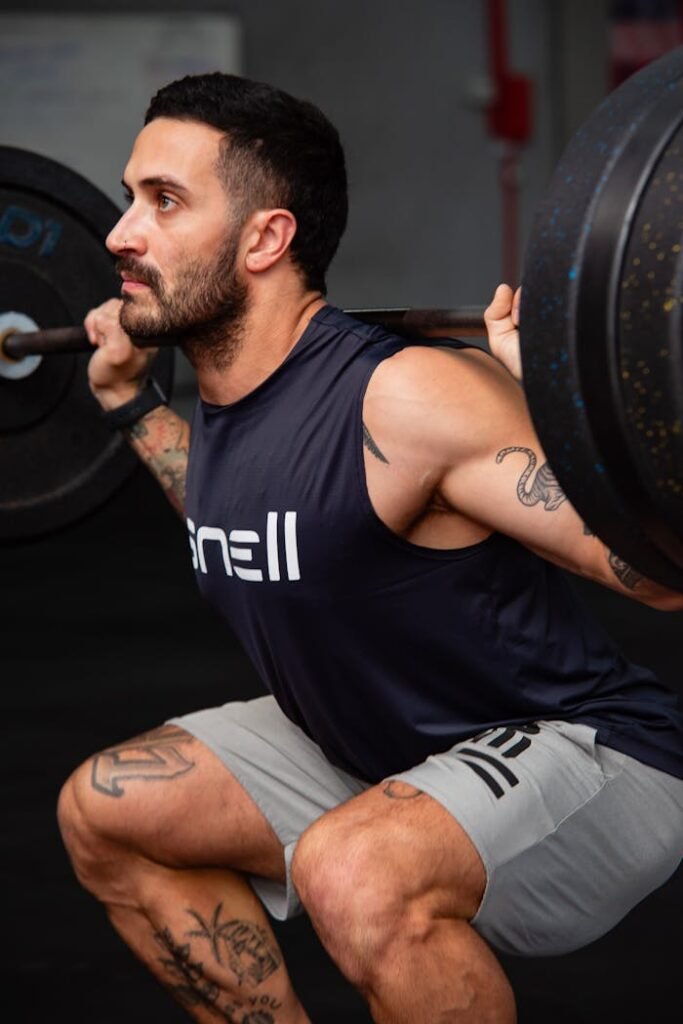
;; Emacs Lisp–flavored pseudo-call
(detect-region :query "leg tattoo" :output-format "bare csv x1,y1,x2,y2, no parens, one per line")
186,902,281,986
154,906,284,1022
91,726,196,798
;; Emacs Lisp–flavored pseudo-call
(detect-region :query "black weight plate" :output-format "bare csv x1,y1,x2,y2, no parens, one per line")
0,147,174,540
0,261,75,431
520,48,683,590
617,124,683,542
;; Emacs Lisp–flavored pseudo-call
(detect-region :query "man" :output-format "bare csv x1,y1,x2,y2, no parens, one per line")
58,73,683,1024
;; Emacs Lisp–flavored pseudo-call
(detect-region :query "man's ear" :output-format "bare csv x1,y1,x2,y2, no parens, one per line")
244,209,297,273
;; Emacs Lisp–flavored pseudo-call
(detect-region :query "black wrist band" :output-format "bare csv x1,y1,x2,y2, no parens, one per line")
101,377,168,431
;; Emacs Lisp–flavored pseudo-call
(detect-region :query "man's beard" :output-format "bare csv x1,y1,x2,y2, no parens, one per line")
117,234,248,372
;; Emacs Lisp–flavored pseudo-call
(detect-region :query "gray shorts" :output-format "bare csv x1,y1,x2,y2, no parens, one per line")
169,696,683,957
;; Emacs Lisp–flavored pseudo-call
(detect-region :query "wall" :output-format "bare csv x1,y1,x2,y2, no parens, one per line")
0,0,612,409
0,0,607,310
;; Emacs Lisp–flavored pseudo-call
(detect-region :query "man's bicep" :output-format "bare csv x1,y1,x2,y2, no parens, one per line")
443,434,586,559
377,346,598,575
397,348,680,607
441,418,646,597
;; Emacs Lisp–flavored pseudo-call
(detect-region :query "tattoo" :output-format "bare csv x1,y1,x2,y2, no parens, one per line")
223,1001,279,1022
158,422,190,506
608,550,643,590
125,419,149,441
154,924,282,1023
124,410,189,516
155,926,223,1015
383,780,425,800
157,466,187,511
91,726,195,797
363,422,389,464
496,446,567,511
187,904,280,988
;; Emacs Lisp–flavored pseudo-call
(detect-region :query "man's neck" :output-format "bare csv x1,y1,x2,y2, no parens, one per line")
195,288,326,405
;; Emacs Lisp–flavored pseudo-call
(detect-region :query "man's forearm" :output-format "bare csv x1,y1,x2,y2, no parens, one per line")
602,546,683,611
123,406,190,518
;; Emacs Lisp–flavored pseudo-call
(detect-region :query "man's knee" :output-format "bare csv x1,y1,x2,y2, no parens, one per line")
57,756,125,896
56,733,164,901
291,815,436,988
57,722,199,889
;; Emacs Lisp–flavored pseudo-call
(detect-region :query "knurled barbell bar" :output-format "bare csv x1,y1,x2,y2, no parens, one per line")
0,306,489,362
1,47,683,590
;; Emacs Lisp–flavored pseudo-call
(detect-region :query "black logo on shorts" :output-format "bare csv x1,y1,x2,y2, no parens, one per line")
457,724,540,799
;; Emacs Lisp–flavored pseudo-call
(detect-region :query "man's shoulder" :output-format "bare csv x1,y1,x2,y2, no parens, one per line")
372,340,506,384
365,342,526,439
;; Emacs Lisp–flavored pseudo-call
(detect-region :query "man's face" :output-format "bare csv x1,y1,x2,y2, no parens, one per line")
107,118,247,358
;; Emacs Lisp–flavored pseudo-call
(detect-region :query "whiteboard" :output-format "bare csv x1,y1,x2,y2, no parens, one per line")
0,14,243,207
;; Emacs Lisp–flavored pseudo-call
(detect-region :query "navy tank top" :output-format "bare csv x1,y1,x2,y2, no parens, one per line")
185,305,683,782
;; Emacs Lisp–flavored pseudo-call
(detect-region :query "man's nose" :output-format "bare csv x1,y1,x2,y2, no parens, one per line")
106,210,146,256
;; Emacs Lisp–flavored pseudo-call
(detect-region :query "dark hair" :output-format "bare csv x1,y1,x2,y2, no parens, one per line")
145,73,348,293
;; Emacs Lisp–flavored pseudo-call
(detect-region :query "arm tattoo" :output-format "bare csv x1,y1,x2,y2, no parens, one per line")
496,451,646,591
126,419,149,441
496,446,567,511
91,726,196,797
608,550,644,590
363,422,390,464
124,408,189,517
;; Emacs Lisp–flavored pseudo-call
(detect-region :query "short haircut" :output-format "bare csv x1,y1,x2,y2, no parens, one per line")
145,73,348,293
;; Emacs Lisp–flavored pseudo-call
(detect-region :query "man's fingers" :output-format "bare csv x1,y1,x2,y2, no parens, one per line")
497,336,523,381
83,311,101,346
484,282,514,323
485,282,523,382
512,286,521,327
84,299,124,344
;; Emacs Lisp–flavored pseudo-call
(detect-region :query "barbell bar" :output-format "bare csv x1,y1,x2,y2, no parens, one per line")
0,307,488,362
1,46,683,591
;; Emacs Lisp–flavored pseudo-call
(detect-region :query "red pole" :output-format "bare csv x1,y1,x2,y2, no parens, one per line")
485,0,532,285
487,0,508,83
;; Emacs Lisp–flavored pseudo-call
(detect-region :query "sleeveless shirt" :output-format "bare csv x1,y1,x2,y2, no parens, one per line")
185,305,683,782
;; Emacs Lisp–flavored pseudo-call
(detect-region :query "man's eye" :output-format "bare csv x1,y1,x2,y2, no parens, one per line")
158,194,175,211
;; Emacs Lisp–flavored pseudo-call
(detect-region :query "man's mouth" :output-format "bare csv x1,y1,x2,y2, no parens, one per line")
117,259,159,295
120,271,152,294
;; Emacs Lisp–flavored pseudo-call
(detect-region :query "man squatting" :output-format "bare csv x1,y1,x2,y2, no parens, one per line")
57,73,683,1024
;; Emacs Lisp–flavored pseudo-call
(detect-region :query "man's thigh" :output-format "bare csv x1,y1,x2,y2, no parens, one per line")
393,720,683,957
169,695,370,917
76,719,285,882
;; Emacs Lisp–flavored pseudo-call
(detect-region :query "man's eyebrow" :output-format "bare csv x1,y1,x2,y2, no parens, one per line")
121,176,190,194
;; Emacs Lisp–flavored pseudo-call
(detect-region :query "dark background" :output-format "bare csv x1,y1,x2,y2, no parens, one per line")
2,1,682,1021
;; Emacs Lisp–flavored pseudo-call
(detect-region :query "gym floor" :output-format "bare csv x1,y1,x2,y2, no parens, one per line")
3,465,681,1023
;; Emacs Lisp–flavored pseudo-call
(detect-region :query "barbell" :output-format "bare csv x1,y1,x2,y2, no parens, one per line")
0,145,174,540
1,47,683,591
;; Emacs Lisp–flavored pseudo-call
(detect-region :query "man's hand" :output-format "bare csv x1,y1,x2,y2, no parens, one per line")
484,284,522,382
85,298,157,411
